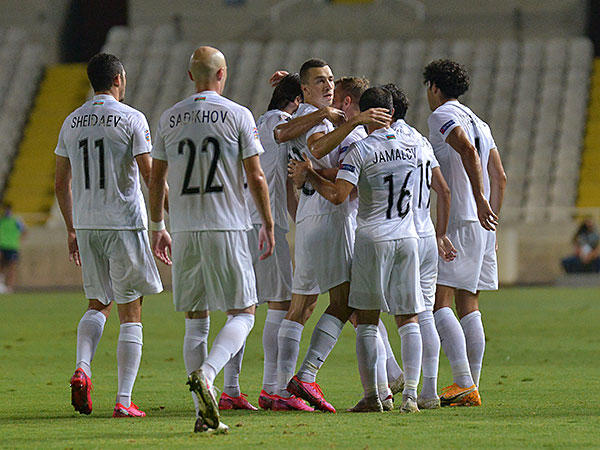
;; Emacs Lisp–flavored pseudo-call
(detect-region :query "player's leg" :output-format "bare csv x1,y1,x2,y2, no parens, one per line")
395,314,422,413
71,299,112,415
3,251,18,292
348,309,384,412
456,290,484,388
113,297,145,417
183,310,210,416
377,319,404,395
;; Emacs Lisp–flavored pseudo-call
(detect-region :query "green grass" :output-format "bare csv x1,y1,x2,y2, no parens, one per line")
1,286,599,448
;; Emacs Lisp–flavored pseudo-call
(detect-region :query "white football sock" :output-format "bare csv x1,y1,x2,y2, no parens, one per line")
398,322,422,399
262,309,286,394
223,316,245,397
418,310,440,399
183,317,210,414
201,313,254,387
277,319,304,397
356,324,379,398
460,310,485,388
376,330,392,400
76,309,106,378
297,314,344,383
116,322,143,408
434,307,474,388
378,319,403,382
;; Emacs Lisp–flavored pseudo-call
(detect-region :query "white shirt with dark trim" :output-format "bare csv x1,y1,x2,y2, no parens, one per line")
337,127,418,242
152,91,264,232
54,94,151,230
392,119,439,238
288,103,348,223
427,100,496,224
247,109,291,231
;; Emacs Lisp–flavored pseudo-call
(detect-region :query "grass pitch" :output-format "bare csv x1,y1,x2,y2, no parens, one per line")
1,286,599,448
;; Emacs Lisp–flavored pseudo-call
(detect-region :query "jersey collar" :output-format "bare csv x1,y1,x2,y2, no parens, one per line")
92,94,116,103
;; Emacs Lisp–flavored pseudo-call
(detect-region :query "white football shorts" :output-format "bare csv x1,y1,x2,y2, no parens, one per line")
418,235,438,311
76,229,163,305
349,235,425,315
171,230,258,312
247,224,292,303
292,212,354,295
437,220,498,294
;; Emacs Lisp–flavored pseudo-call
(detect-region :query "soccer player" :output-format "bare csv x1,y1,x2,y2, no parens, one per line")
277,60,390,413
149,46,274,432
423,59,506,406
385,83,456,409
54,53,163,418
289,87,425,413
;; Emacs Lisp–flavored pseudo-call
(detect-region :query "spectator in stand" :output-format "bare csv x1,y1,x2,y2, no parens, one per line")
0,203,26,293
562,217,600,273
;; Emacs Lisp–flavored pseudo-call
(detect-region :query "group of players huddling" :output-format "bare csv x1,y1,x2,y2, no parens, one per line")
55,45,506,433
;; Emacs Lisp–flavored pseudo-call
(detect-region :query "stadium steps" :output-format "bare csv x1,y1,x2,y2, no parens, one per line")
3,64,89,225
578,58,600,208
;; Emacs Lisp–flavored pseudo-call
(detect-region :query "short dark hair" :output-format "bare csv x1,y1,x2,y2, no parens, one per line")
87,53,124,92
268,73,302,111
423,59,470,99
382,83,409,120
359,87,393,112
335,77,369,104
299,58,329,84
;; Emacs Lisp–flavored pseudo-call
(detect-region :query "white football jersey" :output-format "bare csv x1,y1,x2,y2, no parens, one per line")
335,126,368,220
392,119,439,238
428,100,495,224
288,103,347,222
152,91,264,233
247,109,291,231
54,94,151,230
337,127,418,242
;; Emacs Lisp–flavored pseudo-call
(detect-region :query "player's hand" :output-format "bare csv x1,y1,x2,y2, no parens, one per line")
475,197,498,231
323,107,346,126
437,234,457,262
352,108,392,127
269,70,289,87
152,229,172,265
288,154,313,188
67,229,81,267
258,224,275,260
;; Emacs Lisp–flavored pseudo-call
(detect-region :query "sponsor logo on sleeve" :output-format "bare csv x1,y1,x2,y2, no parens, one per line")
144,129,151,143
339,145,349,155
439,119,455,135
340,163,356,173
253,127,259,140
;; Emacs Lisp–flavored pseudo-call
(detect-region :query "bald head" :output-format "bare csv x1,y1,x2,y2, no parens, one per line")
189,46,226,84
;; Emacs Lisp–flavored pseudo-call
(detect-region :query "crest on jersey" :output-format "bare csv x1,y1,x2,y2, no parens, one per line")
93,101,104,105
144,129,151,143
385,134,395,140
439,120,455,134
194,96,206,101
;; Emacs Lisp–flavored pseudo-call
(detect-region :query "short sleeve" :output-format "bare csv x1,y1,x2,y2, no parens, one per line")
238,108,264,159
306,119,331,142
130,112,152,156
423,138,439,169
428,108,460,142
151,129,167,161
54,118,69,157
336,143,362,187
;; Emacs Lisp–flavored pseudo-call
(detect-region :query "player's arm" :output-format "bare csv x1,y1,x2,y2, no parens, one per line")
244,155,275,260
288,156,353,205
274,107,345,143
445,126,497,231
54,155,80,267
487,148,507,215
136,153,169,213
148,159,172,265
431,167,457,261
286,178,298,223
308,108,391,160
